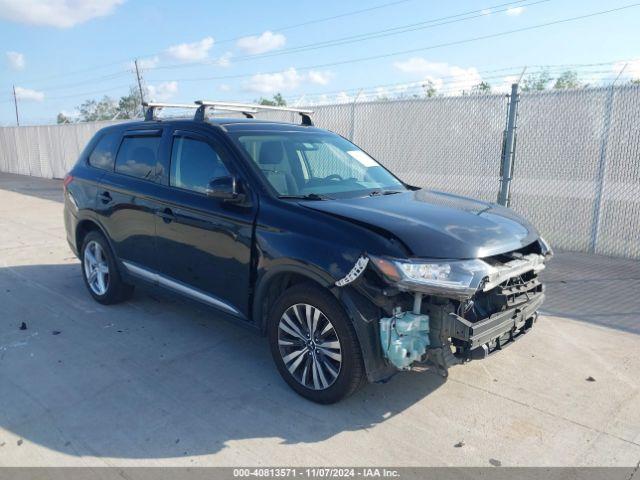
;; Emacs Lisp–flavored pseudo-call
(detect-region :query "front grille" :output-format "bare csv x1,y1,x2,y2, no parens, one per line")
463,259,544,323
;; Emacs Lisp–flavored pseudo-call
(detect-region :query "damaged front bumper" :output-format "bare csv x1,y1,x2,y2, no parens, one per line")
335,241,551,378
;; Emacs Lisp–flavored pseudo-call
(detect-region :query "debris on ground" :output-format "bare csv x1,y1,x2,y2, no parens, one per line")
52,330,61,335
454,441,465,448
586,376,596,382
489,458,502,467
19,322,27,330
17,439,23,446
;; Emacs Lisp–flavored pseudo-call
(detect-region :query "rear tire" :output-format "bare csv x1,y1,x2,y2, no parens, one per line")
268,283,365,404
80,231,134,305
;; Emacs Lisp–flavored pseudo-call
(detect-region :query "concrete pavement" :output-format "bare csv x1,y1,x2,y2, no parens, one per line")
0,172,639,467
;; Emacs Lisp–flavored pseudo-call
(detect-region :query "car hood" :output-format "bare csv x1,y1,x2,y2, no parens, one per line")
301,189,539,259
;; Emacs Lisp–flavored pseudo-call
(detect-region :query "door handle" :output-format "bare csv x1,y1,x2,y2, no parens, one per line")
157,207,175,223
99,191,112,204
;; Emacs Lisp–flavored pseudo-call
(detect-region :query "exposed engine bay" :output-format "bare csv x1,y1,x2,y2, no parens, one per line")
335,238,551,377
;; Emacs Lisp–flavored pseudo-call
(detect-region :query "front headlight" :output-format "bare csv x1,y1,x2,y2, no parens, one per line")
370,256,490,298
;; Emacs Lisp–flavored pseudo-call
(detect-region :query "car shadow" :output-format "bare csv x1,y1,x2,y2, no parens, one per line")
0,262,445,460
0,173,63,203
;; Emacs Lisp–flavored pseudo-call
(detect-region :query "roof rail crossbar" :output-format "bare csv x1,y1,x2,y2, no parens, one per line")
194,100,314,126
143,102,198,121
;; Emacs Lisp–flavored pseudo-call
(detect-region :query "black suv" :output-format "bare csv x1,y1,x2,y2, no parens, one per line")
63,101,552,404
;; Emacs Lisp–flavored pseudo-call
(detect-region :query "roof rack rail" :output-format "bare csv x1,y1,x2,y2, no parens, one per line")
143,102,259,121
143,102,198,121
194,100,314,126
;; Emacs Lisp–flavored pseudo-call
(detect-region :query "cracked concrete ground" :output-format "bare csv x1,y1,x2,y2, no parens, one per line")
0,172,639,467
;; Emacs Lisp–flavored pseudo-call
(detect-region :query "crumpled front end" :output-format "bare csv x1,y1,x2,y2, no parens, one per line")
334,237,552,378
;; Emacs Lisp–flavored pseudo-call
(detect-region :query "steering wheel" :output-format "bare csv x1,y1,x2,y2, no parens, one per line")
323,174,343,182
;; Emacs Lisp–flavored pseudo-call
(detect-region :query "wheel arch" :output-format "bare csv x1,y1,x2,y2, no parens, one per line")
74,218,122,276
253,263,335,335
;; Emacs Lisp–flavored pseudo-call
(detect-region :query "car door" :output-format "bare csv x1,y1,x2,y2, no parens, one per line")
95,127,166,273
153,128,257,320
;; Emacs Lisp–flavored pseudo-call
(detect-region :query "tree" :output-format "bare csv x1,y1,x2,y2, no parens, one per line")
630,78,640,85
57,86,144,123
118,87,144,119
553,70,581,90
56,113,71,124
257,93,287,106
422,80,438,97
77,96,118,122
521,70,552,91
473,81,492,94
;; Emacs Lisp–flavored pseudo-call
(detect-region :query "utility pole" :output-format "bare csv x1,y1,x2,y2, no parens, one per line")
12,85,20,126
134,59,146,110
497,83,520,207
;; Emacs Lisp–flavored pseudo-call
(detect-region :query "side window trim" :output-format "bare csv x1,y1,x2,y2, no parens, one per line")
173,129,208,142
123,129,162,137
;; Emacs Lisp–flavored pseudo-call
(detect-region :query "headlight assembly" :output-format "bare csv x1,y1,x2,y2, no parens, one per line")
369,256,489,298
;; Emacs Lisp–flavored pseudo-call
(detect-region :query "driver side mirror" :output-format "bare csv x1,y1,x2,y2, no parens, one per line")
206,176,245,203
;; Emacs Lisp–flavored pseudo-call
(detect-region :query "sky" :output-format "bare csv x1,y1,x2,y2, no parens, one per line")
1,0,640,125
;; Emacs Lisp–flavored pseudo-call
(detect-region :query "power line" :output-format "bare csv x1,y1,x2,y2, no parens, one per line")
148,3,640,85
149,0,536,71
213,0,416,44
12,0,415,87
232,0,547,62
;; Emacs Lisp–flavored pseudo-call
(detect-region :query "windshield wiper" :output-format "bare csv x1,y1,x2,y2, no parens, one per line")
367,190,403,197
278,193,330,201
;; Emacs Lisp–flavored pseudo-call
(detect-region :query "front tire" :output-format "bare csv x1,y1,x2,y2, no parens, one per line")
80,231,134,305
268,283,365,404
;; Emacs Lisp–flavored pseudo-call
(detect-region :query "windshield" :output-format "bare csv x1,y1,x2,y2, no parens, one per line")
230,131,406,199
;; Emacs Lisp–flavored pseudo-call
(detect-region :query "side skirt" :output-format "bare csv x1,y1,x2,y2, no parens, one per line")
122,260,245,319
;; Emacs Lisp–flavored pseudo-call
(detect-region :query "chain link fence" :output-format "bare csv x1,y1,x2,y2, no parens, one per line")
0,85,639,258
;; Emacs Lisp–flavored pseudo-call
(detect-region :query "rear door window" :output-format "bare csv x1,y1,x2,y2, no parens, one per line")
115,135,161,181
88,132,120,171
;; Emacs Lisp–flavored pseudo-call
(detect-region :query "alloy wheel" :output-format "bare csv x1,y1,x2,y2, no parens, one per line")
277,303,342,390
83,240,110,296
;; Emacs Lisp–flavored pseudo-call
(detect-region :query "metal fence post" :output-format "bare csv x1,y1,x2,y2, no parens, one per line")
590,86,616,253
497,83,520,206
348,89,363,141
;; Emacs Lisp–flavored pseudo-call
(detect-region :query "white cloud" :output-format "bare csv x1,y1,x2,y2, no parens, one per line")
307,70,333,85
243,68,334,93
6,51,25,70
218,84,231,92
0,0,124,28
137,56,159,69
216,51,232,67
14,86,45,101
146,81,178,101
506,6,525,16
481,8,492,15
166,37,214,62
494,75,520,93
244,68,301,93
393,57,482,94
236,31,286,55
613,58,640,81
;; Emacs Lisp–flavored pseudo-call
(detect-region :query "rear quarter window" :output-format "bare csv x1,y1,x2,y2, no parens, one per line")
114,135,161,181
88,132,121,171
